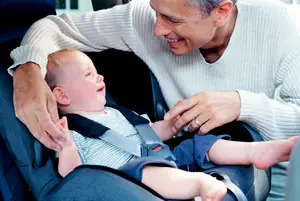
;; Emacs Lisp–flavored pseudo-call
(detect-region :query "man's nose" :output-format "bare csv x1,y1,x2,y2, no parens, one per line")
96,74,104,82
154,16,171,37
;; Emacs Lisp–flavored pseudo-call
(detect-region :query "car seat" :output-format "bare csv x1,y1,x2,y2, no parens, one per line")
286,137,300,201
0,0,271,200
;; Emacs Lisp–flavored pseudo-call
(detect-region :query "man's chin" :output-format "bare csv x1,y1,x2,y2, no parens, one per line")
170,48,189,56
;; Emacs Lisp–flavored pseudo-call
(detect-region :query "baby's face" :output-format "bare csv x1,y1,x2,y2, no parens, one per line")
59,51,106,112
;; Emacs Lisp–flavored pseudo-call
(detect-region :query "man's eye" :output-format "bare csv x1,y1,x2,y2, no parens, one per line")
85,72,91,77
168,18,181,24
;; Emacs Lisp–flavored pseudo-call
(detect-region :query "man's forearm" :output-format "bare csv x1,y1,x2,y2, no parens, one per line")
238,90,300,140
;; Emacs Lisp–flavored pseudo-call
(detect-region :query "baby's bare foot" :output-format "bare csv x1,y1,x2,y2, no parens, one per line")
198,173,227,201
251,136,299,170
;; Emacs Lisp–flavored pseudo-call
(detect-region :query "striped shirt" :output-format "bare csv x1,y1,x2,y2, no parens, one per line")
70,107,143,169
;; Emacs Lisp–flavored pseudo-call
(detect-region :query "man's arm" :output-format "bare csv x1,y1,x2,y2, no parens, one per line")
10,0,150,150
9,1,142,77
13,62,62,151
165,51,300,141
237,49,300,141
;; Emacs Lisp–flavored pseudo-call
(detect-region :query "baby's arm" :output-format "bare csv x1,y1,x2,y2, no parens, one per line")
55,117,82,177
151,99,184,141
151,115,181,141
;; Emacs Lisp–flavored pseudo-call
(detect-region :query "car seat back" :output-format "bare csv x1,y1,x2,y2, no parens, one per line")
0,1,56,200
286,139,300,201
91,0,130,11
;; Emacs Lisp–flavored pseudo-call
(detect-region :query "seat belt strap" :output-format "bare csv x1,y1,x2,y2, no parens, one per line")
106,104,149,126
66,108,176,161
107,104,176,160
209,172,248,201
101,130,142,157
135,124,176,161
66,113,142,157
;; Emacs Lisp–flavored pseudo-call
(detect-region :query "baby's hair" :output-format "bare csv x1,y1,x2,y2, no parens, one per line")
45,48,78,89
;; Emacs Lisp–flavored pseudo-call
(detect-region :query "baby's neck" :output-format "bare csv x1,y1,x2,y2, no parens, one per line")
76,110,108,116
60,107,107,116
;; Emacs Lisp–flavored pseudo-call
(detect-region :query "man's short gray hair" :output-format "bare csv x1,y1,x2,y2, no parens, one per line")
186,0,237,17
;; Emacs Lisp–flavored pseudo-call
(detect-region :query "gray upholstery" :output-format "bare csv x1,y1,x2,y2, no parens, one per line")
286,139,300,201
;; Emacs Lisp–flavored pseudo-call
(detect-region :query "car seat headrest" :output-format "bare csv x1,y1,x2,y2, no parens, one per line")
91,0,128,11
0,0,56,43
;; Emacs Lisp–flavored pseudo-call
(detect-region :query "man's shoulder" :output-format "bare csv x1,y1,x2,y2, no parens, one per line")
238,0,300,36
238,0,296,19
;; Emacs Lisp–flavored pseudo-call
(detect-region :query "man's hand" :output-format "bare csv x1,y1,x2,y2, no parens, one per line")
13,62,64,151
164,91,241,135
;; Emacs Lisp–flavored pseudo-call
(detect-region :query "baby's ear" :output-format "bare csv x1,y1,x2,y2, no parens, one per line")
53,87,71,106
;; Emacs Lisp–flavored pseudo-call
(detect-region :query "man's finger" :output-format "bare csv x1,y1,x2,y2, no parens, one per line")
174,104,206,131
25,114,60,151
165,98,197,120
32,131,60,151
189,113,210,132
198,119,218,135
47,93,59,123
35,104,66,142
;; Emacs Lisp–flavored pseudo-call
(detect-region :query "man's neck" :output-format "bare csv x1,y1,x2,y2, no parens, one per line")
200,5,238,63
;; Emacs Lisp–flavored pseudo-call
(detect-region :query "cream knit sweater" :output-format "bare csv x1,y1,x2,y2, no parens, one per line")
8,0,300,199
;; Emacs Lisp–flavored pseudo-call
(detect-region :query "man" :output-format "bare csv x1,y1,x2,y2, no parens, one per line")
8,0,300,200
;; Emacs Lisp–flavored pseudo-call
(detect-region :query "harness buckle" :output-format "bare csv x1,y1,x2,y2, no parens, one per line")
141,143,164,157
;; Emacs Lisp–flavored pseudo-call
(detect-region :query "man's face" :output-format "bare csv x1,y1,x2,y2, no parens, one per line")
59,51,106,112
150,0,217,55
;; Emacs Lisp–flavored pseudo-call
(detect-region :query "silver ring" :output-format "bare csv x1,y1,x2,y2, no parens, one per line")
194,119,201,127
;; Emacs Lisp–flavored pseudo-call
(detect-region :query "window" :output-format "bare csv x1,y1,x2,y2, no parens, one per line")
56,0,66,9
70,0,78,9
281,0,300,3
56,0,93,14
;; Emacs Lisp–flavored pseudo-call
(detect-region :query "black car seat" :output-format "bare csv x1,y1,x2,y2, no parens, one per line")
0,1,56,200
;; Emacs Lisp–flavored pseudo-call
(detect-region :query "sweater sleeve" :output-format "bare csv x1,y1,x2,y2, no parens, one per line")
238,48,300,141
8,0,146,77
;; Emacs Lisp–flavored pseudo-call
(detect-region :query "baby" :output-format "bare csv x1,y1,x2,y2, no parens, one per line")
46,49,297,201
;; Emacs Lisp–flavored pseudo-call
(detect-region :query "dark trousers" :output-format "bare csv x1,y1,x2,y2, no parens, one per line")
119,134,230,181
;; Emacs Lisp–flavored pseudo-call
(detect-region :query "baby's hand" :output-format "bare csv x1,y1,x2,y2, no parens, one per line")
56,117,82,177
151,115,181,141
55,117,74,149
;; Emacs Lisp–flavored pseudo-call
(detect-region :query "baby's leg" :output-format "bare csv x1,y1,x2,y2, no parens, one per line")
251,136,299,169
142,166,227,201
208,136,299,170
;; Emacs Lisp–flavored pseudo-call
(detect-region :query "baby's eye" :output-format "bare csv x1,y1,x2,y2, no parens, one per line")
85,72,91,77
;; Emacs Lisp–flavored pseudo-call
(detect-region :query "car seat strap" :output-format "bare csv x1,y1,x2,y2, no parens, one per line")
66,112,176,161
209,172,248,201
135,124,176,161
66,113,142,157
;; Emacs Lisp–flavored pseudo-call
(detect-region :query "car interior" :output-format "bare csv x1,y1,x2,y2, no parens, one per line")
0,0,299,201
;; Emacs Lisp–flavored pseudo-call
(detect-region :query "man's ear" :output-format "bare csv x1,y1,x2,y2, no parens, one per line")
53,87,71,106
213,0,234,27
